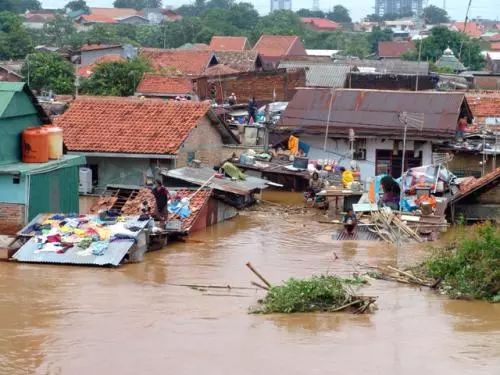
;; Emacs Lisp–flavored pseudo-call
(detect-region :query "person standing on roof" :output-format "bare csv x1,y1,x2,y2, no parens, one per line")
247,97,257,124
152,179,169,221
456,116,468,141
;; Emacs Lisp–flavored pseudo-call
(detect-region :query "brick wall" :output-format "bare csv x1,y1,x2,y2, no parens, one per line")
0,203,25,235
177,116,226,167
0,69,21,82
194,69,306,104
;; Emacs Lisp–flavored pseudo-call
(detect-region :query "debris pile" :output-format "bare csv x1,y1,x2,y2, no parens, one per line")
369,208,423,243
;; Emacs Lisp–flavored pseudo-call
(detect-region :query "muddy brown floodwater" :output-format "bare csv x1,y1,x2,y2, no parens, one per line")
0,192,499,374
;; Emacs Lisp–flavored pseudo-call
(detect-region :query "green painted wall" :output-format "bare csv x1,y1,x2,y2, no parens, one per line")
86,157,174,188
0,91,43,164
28,165,79,220
0,174,26,203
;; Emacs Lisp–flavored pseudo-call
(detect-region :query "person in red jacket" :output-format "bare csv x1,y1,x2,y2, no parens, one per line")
456,116,468,141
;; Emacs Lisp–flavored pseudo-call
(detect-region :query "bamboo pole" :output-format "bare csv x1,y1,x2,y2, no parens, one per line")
246,262,272,287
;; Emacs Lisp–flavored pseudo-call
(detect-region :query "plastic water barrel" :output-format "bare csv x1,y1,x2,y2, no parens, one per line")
42,125,63,160
79,167,93,194
22,127,49,163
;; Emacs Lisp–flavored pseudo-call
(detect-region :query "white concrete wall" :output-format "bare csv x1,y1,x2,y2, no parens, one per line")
299,135,432,185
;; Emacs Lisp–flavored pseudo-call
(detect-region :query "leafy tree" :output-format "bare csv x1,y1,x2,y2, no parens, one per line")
327,5,351,23
0,11,32,60
113,0,161,10
367,26,393,54
423,5,449,25
402,27,484,70
81,57,151,96
42,14,80,48
296,8,325,18
21,52,75,94
344,33,370,58
64,0,90,13
253,10,303,41
228,2,258,32
0,0,41,12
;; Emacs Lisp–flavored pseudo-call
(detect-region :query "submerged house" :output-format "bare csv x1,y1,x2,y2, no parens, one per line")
0,82,84,234
277,88,472,181
55,97,238,191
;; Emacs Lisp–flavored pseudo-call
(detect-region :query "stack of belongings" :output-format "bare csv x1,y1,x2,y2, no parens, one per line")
31,214,144,256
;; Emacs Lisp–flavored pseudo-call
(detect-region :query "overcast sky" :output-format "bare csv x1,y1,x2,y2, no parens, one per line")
41,0,499,22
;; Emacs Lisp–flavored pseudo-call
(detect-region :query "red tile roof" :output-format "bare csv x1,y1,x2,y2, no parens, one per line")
140,48,217,76
120,188,212,231
136,73,194,95
204,64,239,76
466,93,500,119
454,168,500,203
55,96,212,154
209,36,249,51
301,17,340,30
77,14,118,24
451,22,483,38
489,34,500,42
78,54,125,77
89,7,138,18
253,35,306,57
490,42,500,51
378,41,416,58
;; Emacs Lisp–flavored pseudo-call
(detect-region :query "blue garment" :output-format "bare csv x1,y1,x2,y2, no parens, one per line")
90,241,109,256
168,200,192,219
298,141,310,155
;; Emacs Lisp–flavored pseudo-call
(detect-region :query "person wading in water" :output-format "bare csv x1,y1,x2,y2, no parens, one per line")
152,179,169,221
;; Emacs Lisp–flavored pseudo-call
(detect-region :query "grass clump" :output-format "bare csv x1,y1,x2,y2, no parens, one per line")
420,223,500,301
254,275,369,314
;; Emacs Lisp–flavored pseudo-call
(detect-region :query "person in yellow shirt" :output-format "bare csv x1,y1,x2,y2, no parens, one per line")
340,167,354,188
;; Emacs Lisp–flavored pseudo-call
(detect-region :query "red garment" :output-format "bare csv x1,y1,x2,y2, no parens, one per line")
46,234,61,243
457,118,467,131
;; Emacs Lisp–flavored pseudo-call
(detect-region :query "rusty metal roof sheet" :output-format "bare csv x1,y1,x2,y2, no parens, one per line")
164,167,271,195
279,88,469,139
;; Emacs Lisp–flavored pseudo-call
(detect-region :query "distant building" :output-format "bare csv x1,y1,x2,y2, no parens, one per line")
79,44,137,66
436,47,466,73
209,36,250,51
252,35,306,68
301,17,341,32
55,97,238,189
375,0,423,17
0,82,84,234
0,65,23,82
270,0,291,12
378,41,415,59
139,49,219,77
450,21,484,39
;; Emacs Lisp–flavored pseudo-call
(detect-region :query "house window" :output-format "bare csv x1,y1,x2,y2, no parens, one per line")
376,149,422,178
12,176,20,184
187,151,196,164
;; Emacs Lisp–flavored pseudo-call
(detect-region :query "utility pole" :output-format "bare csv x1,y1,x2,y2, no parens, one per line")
459,0,473,59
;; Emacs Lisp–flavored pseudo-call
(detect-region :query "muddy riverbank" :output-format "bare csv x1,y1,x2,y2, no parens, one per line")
0,193,499,374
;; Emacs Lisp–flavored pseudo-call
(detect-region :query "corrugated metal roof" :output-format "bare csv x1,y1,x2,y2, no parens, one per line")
0,155,85,175
450,167,500,204
278,61,350,88
333,59,429,75
13,237,135,266
12,215,150,266
279,88,469,139
164,167,271,195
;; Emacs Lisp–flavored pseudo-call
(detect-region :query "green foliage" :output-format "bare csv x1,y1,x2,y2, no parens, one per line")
327,5,351,24
422,223,500,301
64,0,90,13
367,26,393,54
256,275,350,313
0,0,40,12
0,11,33,60
429,62,454,74
423,5,449,25
404,27,484,71
42,14,80,48
113,0,161,10
253,10,303,41
80,57,151,96
296,8,325,18
21,52,75,94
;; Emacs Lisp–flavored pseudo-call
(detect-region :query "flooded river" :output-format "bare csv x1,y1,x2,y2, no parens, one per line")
0,193,499,374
